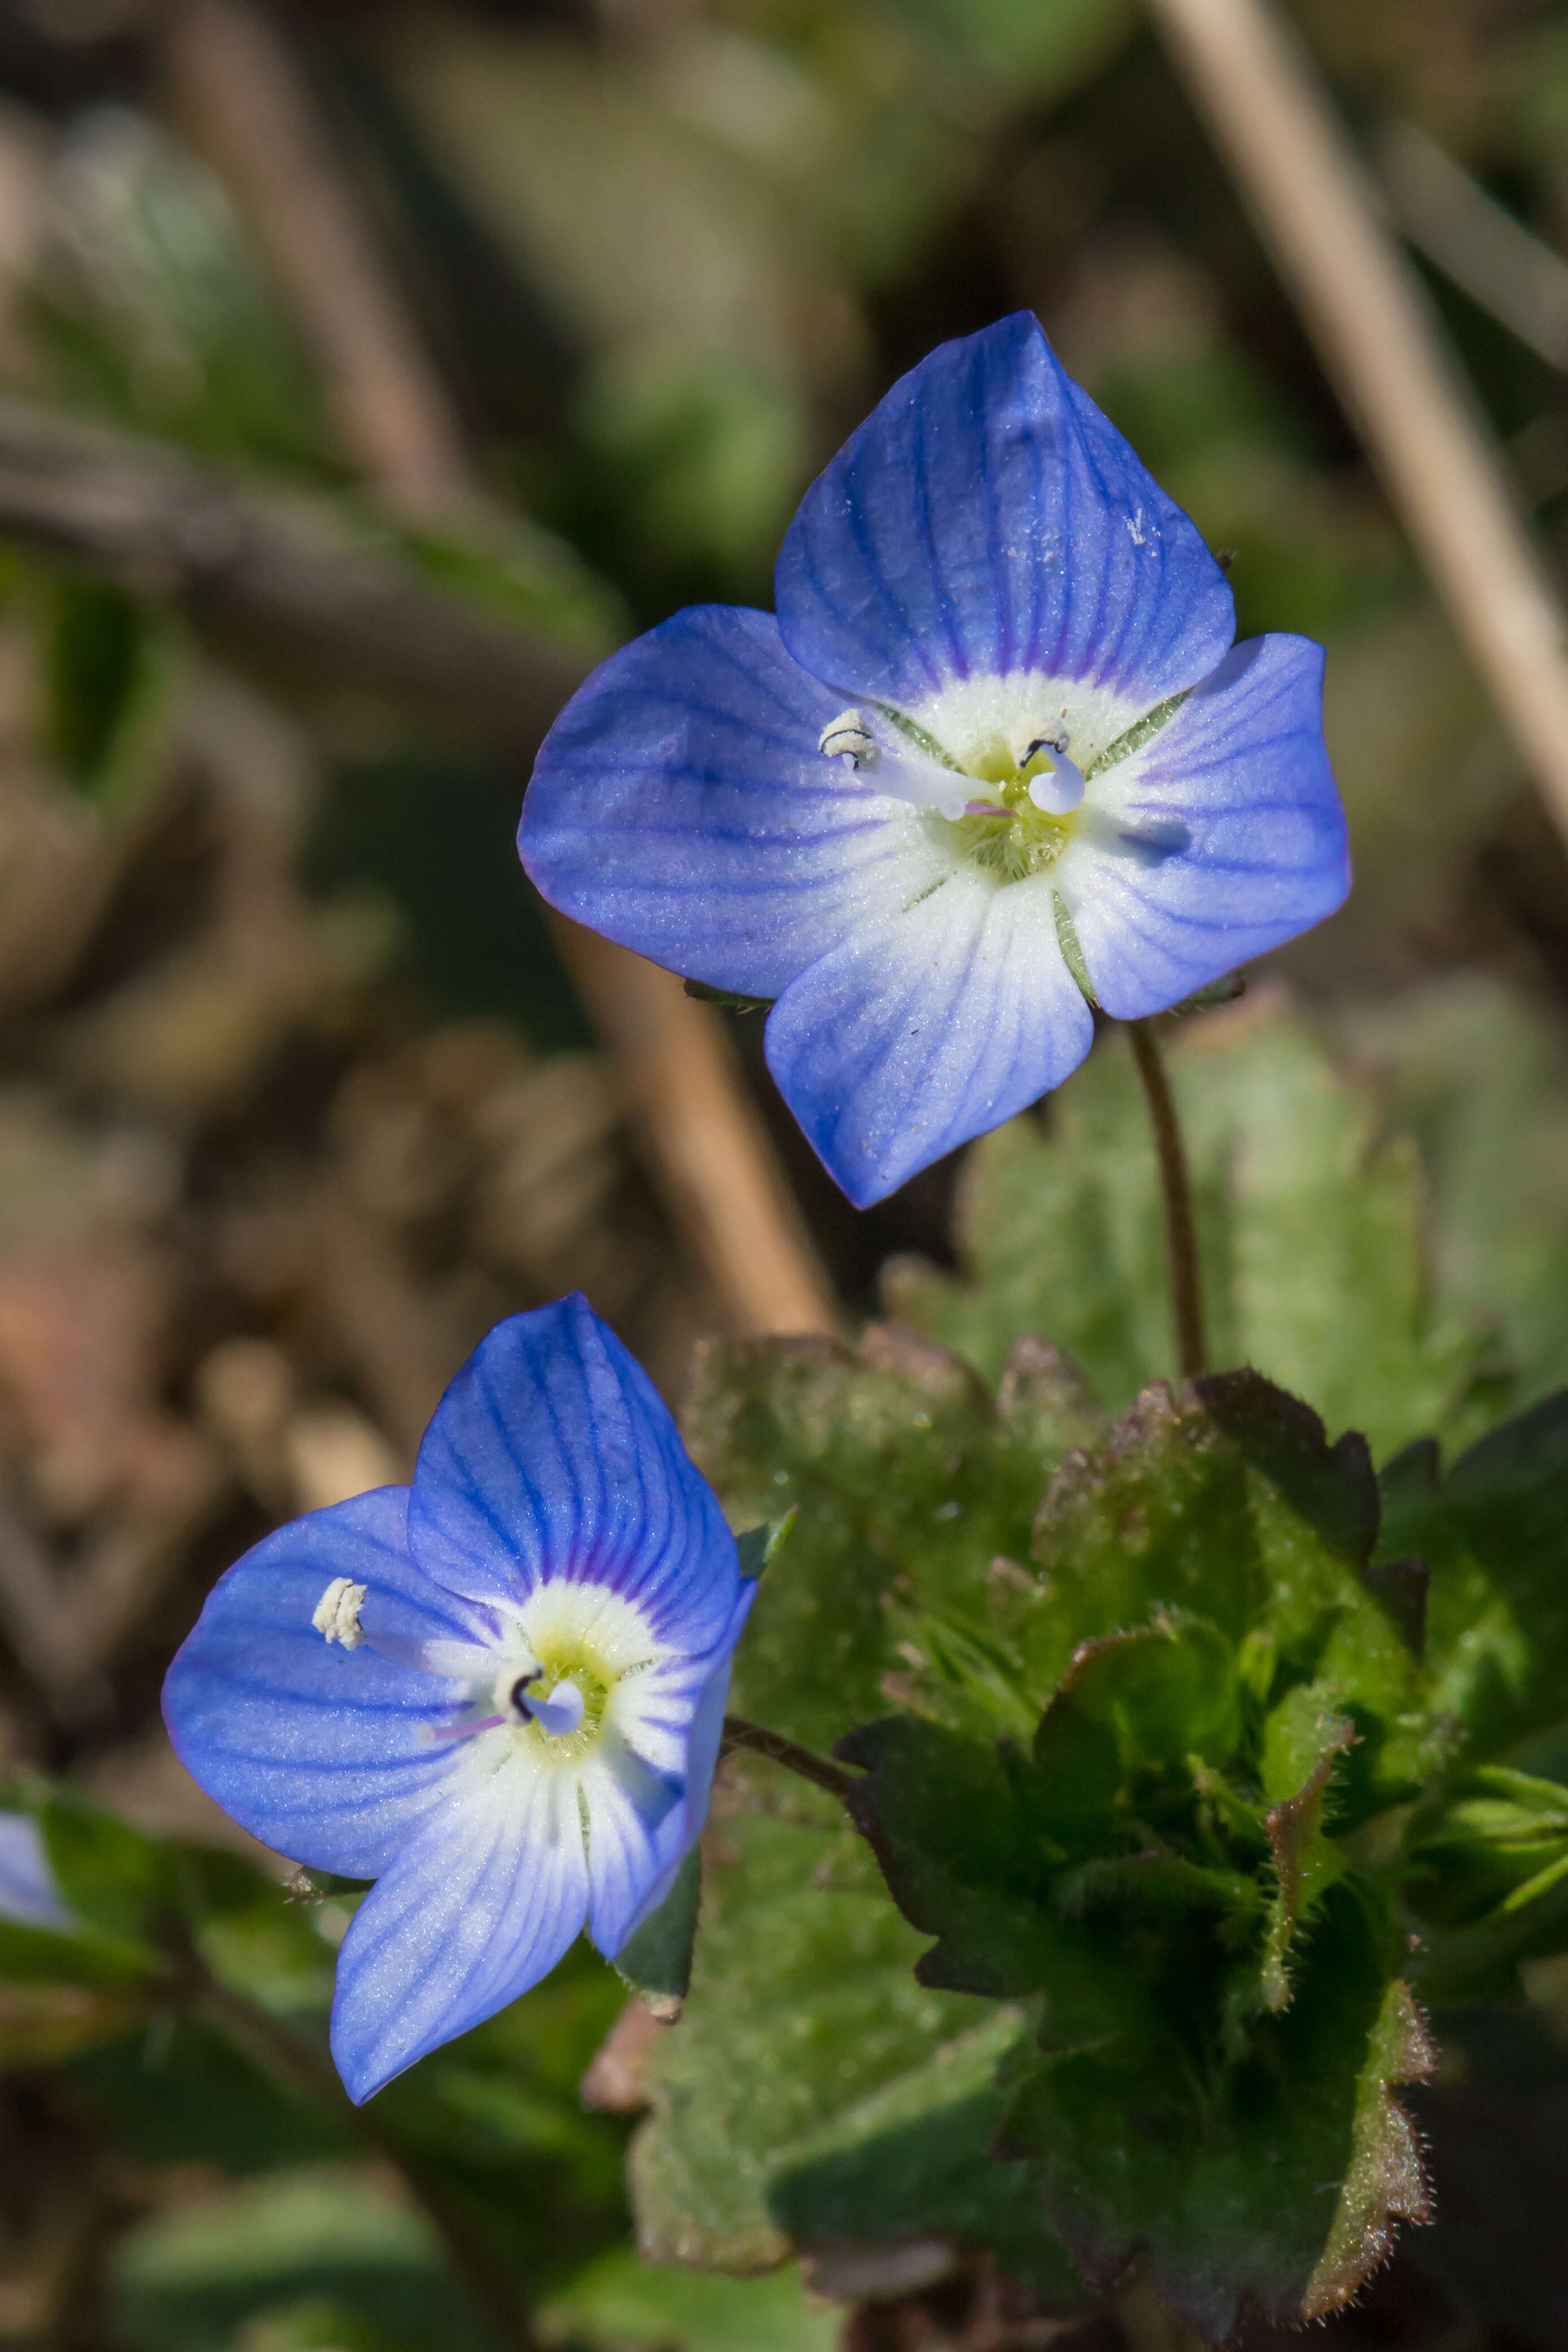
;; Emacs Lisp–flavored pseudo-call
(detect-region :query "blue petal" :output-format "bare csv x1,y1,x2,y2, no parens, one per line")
586,1578,757,1957
763,867,1095,1206
776,312,1235,718
0,1814,72,1932
519,605,943,997
329,1757,588,2100
1062,634,1349,1017
408,1296,740,1655
162,1488,486,1878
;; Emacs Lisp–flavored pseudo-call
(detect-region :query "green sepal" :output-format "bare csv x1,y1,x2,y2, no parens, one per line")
1168,972,1248,1016
735,1513,795,1584
682,979,774,1015
613,1846,701,2020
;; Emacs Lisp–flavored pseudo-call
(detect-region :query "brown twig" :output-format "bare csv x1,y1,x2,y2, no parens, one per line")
1147,0,1568,853
161,0,476,523
0,392,586,745
555,922,839,1337
721,1712,860,1804
1127,1020,1207,1382
153,0,839,1342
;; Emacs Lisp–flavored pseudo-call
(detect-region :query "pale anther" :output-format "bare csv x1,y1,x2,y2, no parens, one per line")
1007,721,1068,771
818,710,877,769
313,1576,366,1649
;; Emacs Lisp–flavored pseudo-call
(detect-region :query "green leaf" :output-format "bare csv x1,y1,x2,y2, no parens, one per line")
541,2248,837,2352
1378,1393,1568,1761
832,1372,1443,2333
767,2007,1076,2302
1406,1766,1568,1925
632,1783,1076,2296
998,1891,1432,2339
1398,1765,1568,2001
111,2163,483,2352
836,1717,1071,2003
29,110,338,475
998,1372,1419,1796
886,1008,1491,1463
1258,1705,1354,2011
1301,1977,1435,2320
1339,972,1568,1409
38,574,183,812
683,1327,1095,1755
37,1792,180,1957
388,517,624,659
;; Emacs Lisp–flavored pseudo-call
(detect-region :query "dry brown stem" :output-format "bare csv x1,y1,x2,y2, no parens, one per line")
162,0,478,522
1148,0,1568,851
0,391,586,745
555,921,839,1337
153,0,838,1340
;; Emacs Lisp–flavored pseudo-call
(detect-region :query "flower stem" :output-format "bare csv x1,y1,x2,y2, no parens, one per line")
722,1714,860,1804
1127,1019,1208,1381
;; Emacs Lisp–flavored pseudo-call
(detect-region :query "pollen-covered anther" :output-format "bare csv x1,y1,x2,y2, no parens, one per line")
312,1576,366,1649
818,710,877,769
1008,722,1067,769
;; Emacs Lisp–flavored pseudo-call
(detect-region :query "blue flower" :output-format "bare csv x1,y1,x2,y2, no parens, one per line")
0,1814,73,1933
521,312,1349,1207
162,1294,754,2101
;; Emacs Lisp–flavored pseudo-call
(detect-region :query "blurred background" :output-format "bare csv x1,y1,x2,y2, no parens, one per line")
3,0,1568,2346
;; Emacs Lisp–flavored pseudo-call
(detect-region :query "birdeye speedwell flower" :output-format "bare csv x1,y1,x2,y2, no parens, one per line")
163,1294,755,2100
521,311,1349,1207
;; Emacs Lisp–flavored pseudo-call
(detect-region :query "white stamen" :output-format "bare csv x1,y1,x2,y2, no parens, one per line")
313,1576,366,1648
818,710,878,770
521,1679,587,1739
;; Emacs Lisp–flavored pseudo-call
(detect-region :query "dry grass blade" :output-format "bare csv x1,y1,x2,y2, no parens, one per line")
1147,0,1568,852
157,0,838,1340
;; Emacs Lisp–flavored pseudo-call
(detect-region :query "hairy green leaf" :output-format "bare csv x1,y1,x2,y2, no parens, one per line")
998,1891,1431,2339
632,1779,1077,2297
832,1374,1439,2332
684,1326,1098,1754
